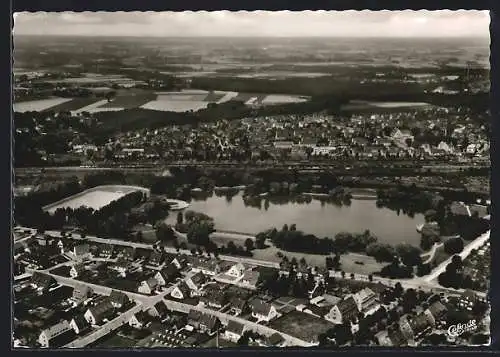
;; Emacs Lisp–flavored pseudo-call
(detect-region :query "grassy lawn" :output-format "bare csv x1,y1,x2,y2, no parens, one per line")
200,334,239,348
339,253,386,275
269,310,335,343
41,97,102,112
252,246,385,274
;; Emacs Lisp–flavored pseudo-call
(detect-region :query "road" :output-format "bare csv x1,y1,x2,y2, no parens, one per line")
422,230,490,283
421,242,444,265
45,229,280,269
64,303,144,348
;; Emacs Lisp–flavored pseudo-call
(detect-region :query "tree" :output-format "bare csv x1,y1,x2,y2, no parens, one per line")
341,271,346,279
244,238,254,251
368,274,373,282
394,282,403,298
299,257,307,267
227,241,237,254
444,237,464,255
255,233,266,249
350,273,355,280
176,212,183,225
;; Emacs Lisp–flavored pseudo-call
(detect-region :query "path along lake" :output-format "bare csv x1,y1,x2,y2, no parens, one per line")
165,192,425,246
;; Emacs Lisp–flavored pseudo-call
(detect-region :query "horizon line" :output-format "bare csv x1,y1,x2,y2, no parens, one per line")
13,34,490,39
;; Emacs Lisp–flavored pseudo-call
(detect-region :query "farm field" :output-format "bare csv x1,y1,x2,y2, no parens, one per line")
15,89,312,114
13,97,73,113
41,97,102,113
269,310,335,344
99,92,157,109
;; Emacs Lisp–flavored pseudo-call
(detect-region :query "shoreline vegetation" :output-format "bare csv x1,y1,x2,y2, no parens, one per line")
15,170,489,276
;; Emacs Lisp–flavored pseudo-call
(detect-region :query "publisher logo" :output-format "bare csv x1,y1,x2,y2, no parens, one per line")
447,320,477,337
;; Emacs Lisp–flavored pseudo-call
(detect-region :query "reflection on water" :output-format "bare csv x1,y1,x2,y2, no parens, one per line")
166,192,425,246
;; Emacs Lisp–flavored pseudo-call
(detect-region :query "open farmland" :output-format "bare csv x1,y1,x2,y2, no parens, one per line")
99,92,157,109
41,97,102,113
44,185,148,213
13,97,73,113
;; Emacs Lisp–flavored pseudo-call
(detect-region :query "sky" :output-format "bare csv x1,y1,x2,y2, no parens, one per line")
13,10,490,38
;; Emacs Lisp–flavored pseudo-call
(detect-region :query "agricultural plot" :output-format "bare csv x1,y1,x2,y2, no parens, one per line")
13,98,73,113
40,97,103,113
99,93,157,109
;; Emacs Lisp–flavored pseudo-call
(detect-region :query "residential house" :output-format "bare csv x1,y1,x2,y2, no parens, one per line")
187,310,220,335
192,260,221,276
250,300,279,322
240,270,260,289
129,311,153,329
185,272,207,294
459,289,479,311
199,314,220,335
154,264,180,286
387,329,408,347
109,290,130,309
353,288,379,314
437,141,453,153
399,316,415,341
71,285,92,304
224,320,246,342
97,244,114,259
226,262,246,279
148,301,169,320
38,320,75,348
117,247,136,262
31,272,57,293
409,313,433,339
424,301,448,327
36,234,54,247
273,141,294,150
325,296,360,324
168,255,187,270
73,244,91,260
187,310,203,329
84,300,115,325
69,263,86,278
138,278,159,295
69,314,91,335
229,297,247,316
202,289,227,310
148,251,164,267
111,258,129,277
170,282,191,300
391,129,414,145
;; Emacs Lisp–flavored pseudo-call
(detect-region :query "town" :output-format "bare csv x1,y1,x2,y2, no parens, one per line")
12,11,491,349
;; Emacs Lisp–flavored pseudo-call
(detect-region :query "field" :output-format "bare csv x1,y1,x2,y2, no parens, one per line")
14,89,312,115
40,97,102,113
252,246,385,275
13,97,73,113
99,92,157,109
44,185,145,213
269,310,335,343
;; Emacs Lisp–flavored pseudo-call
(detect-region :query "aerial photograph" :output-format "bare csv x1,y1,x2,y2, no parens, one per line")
12,10,491,349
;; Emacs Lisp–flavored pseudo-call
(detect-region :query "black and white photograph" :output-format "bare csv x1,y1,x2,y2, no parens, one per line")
11,10,491,349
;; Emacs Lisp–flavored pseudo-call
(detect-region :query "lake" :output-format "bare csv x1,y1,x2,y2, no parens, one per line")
165,192,425,246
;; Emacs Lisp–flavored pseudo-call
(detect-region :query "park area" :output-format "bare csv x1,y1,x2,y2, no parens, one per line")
252,246,386,275
269,310,335,344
